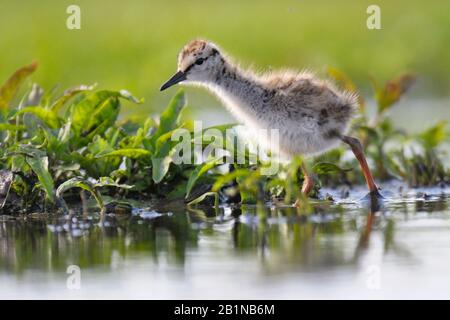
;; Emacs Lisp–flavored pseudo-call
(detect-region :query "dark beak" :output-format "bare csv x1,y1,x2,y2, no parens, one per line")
160,71,187,91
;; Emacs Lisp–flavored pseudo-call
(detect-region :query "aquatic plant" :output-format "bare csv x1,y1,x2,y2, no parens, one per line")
0,63,448,214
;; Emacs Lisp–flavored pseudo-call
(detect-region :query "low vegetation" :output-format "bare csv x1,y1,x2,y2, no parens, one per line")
0,63,448,214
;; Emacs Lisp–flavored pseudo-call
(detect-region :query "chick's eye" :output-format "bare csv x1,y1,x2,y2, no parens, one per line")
195,58,205,65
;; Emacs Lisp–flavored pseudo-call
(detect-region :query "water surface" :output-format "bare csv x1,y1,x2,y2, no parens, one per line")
0,185,449,299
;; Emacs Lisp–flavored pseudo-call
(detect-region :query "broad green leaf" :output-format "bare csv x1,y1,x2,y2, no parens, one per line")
15,106,61,129
54,163,80,180
97,148,151,159
70,90,142,138
185,157,223,198
128,117,156,148
151,90,186,145
152,156,173,183
56,177,103,209
151,128,185,183
87,135,115,155
84,97,120,138
50,84,96,112
0,62,38,110
25,154,55,203
75,135,120,178
155,129,179,153
13,145,46,158
70,90,115,134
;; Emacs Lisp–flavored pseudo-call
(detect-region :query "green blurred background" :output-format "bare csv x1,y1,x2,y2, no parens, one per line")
1,0,449,116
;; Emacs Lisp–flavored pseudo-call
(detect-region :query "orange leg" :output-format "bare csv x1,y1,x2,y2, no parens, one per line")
341,135,379,194
356,211,376,255
294,162,314,207
300,162,314,195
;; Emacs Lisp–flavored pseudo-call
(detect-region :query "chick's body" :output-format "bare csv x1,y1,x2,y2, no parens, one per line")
205,67,357,158
160,39,380,199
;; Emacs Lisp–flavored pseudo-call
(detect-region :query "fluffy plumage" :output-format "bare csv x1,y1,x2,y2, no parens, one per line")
167,39,359,158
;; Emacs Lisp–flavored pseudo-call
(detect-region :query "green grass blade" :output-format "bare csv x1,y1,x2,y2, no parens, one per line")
25,154,55,203
96,148,151,159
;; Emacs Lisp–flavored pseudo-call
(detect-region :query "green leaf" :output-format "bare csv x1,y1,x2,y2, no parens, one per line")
0,123,25,131
154,129,179,153
87,135,114,155
0,62,38,110
129,117,156,148
25,153,55,203
56,177,104,209
151,90,186,146
151,128,185,184
70,90,142,138
194,123,238,136
81,96,120,138
185,157,223,198
97,148,151,159
15,106,61,129
94,177,133,189
118,90,144,104
419,121,447,149
212,169,251,192
152,156,173,183
145,91,187,184
312,162,352,175
372,74,416,114
50,84,96,112
186,191,219,207
166,179,190,200
283,156,303,204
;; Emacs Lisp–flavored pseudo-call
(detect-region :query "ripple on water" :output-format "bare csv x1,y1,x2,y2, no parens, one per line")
0,186,449,299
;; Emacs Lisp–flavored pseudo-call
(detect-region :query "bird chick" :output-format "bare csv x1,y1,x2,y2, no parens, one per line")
161,39,380,202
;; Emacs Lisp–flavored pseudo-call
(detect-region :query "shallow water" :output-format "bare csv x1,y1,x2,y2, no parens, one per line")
0,184,449,299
